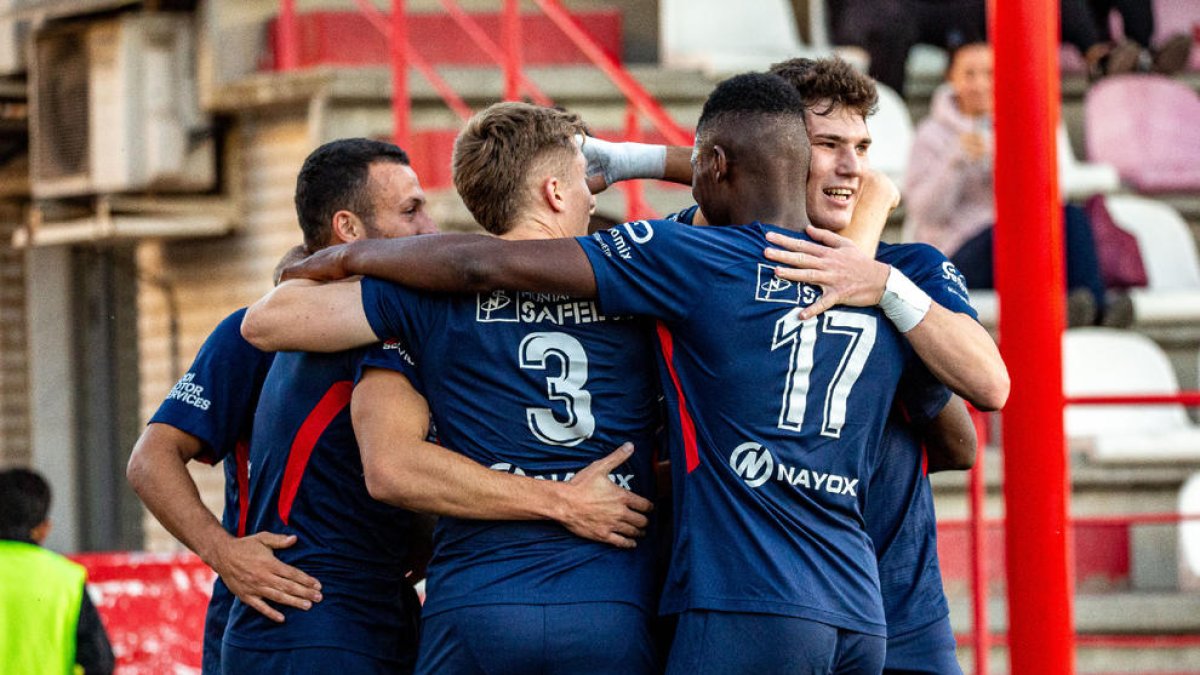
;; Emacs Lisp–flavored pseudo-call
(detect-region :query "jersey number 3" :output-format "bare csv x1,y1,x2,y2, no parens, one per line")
771,309,877,438
519,332,596,447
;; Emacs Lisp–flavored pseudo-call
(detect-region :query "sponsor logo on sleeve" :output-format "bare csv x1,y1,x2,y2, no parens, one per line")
592,220,655,260
165,372,212,411
381,339,417,366
941,261,971,303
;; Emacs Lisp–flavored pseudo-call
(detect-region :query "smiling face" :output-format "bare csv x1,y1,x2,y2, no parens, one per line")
804,104,871,232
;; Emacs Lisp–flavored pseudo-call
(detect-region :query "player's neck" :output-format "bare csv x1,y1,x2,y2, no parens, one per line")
726,188,811,232
500,213,579,241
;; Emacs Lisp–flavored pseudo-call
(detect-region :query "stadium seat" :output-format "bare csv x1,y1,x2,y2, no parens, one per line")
1057,124,1120,199
1152,0,1200,71
659,0,827,73
869,83,914,187
1102,195,1200,325
1064,328,1200,463
1085,75,1200,193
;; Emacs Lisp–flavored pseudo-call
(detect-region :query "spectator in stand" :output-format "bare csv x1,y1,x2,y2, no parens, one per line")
1081,0,1193,76
829,0,1188,97
0,468,114,675
904,41,1130,326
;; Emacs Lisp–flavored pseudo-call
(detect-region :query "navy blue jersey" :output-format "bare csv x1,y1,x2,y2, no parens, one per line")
148,308,273,675
359,278,661,617
869,242,974,637
222,345,418,661
866,367,952,636
149,308,274,539
579,219,913,635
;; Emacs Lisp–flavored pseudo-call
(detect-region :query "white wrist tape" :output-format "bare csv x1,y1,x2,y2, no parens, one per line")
580,135,666,185
879,267,932,333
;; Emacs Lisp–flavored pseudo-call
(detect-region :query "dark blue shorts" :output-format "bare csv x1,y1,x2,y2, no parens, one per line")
416,602,656,675
221,643,412,675
884,616,961,674
201,579,233,675
665,610,886,675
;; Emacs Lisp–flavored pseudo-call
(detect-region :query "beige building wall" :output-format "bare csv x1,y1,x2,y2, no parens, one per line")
137,113,314,551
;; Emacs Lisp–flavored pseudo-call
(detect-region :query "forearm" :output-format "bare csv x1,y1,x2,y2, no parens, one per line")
903,305,1010,411
920,395,978,473
126,433,231,566
841,171,898,256
337,234,597,297
364,439,570,522
663,146,694,185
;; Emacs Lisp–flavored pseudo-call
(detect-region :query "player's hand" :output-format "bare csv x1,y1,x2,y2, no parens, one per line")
280,243,354,283
858,169,901,214
764,227,891,321
578,134,666,194
559,443,653,549
209,532,323,623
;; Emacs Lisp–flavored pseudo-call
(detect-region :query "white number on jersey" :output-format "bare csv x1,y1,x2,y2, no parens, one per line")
519,332,596,447
771,309,878,438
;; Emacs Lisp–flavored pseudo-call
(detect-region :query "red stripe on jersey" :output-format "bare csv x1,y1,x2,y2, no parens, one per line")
655,321,701,473
278,380,354,525
235,438,250,537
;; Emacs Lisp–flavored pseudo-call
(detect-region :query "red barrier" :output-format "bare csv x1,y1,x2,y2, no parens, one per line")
73,552,213,673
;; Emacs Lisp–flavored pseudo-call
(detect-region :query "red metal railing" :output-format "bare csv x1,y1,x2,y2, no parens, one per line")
274,1,690,221
964,392,1200,673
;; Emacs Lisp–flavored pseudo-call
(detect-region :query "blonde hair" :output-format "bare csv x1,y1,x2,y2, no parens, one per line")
453,102,587,234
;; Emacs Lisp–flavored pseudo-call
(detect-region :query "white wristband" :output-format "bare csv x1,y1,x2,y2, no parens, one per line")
879,267,932,333
579,135,666,185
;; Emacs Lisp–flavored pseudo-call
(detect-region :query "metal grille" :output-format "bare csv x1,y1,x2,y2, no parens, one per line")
31,25,89,181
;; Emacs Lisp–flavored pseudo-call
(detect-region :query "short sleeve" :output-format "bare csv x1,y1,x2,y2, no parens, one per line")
360,276,428,342
576,219,706,322
881,243,978,320
148,308,274,465
356,337,420,386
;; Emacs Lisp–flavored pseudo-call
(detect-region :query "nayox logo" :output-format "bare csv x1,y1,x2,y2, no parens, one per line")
729,442,774,488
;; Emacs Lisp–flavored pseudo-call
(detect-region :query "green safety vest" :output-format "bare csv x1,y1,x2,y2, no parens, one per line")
0,540,87,675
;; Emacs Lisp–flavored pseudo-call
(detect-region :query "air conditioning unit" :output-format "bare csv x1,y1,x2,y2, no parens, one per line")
30,14,215,198
0,0,35,76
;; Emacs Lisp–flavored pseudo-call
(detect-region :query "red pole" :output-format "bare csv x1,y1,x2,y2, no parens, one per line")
968,411,990,675
621,105,651,221
440,0,553,106
390,0,410,150
503,0,521,101
993,0,1075,673
277,0,300,71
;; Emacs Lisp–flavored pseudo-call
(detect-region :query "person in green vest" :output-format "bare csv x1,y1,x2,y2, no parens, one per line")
0,468,114,675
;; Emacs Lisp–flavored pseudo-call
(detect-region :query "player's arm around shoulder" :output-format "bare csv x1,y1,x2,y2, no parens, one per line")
241,277,378,353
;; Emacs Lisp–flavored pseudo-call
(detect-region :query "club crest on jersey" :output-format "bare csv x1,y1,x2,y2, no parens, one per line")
477,290,520,322
755,264,821,307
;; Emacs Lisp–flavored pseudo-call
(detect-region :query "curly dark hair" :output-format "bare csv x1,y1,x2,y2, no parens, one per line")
768,57,879,119
294,138,411,251
697,72,807,131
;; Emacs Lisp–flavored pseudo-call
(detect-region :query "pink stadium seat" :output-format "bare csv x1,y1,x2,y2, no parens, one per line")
1152,0,1200,71
1085,75,1200,193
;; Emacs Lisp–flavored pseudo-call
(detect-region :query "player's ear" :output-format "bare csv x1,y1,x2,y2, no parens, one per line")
542,175,566,214
712,145,729,183
331,210,364,243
